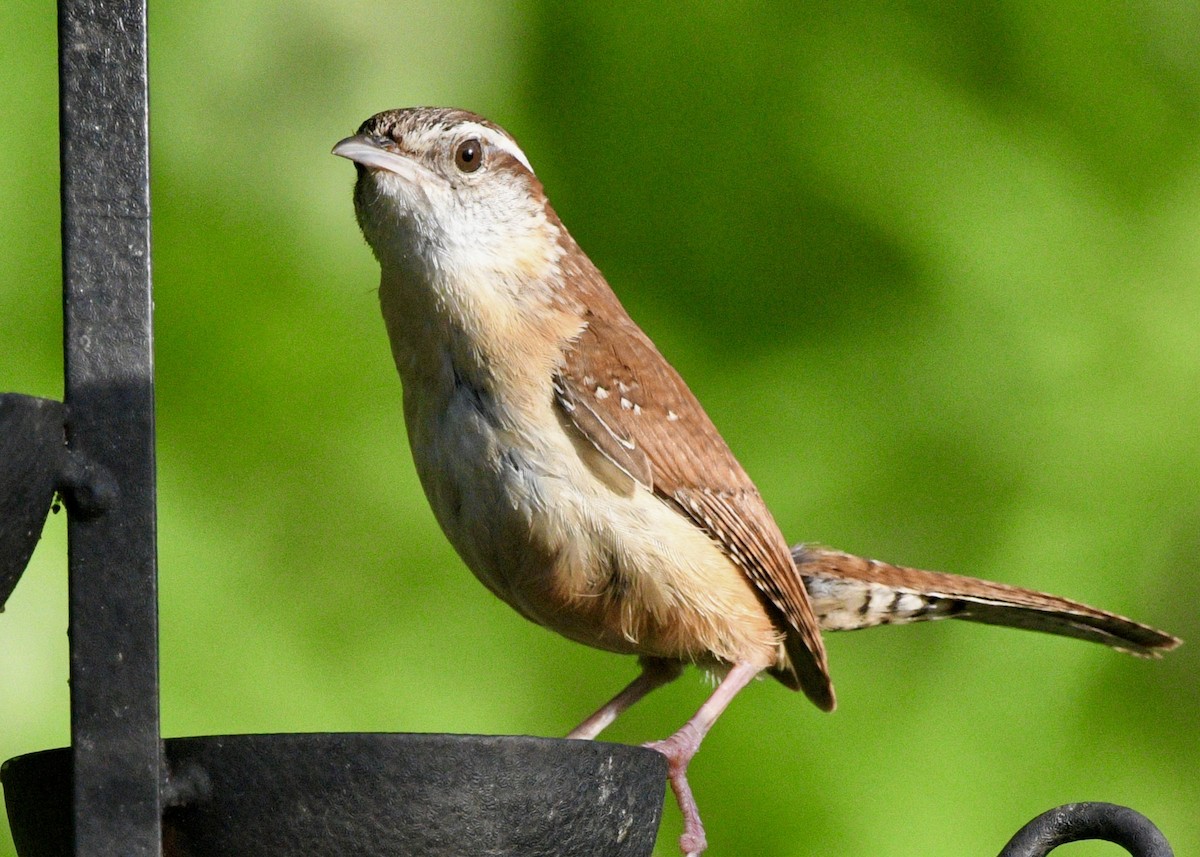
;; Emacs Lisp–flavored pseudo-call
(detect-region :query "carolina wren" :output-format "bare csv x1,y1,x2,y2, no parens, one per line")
333,107,1179,857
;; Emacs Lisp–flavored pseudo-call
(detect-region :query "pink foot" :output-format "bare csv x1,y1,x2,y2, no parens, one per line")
646,723,707,856
640,662,761,855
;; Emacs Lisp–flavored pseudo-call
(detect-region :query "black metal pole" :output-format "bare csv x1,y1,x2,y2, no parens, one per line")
58,0,162,854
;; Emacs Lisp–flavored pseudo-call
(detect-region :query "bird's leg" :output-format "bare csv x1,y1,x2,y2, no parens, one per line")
645,661,761,857
566,656,684,740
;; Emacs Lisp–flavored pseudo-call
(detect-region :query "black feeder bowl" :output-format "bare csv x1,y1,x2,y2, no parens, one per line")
2,733,667,857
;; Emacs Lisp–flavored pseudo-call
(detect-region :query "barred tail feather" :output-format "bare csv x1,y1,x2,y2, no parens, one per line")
792,545,1181,658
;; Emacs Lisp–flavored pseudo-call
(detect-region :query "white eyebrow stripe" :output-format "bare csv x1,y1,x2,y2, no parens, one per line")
459,122,536,175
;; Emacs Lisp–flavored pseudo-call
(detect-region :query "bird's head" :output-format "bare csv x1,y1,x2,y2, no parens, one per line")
333,107,562,287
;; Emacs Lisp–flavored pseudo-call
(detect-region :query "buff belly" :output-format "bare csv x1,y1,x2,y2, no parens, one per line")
404,379,784,670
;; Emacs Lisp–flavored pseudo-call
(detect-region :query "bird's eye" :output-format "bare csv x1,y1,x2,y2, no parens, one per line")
454,138,483,173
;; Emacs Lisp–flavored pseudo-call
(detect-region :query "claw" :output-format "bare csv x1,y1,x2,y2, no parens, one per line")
646,724,707,854
642,661,762,855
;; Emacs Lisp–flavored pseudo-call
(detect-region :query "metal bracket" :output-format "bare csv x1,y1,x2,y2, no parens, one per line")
1,394,66,609
0,393,121,612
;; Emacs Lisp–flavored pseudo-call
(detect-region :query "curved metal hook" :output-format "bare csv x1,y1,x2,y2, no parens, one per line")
998,803,1173,857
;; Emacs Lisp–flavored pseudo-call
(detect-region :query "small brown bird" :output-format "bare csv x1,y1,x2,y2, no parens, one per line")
332,107,1179,856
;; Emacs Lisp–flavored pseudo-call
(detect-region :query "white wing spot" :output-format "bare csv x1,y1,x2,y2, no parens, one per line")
667,410,679,421
620,397,633,410
595,386,609,400
632,403,641,415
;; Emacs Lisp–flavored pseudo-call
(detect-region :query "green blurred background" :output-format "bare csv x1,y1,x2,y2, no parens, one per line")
2,2,1198,855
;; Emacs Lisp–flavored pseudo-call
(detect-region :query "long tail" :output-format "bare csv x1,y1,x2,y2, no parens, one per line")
792,545,1181,657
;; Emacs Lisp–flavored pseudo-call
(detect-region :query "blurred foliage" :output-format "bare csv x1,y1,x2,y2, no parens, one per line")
2,2,1199,855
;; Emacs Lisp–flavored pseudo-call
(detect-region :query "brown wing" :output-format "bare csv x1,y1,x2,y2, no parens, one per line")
552,374,653,492
554,295,834,711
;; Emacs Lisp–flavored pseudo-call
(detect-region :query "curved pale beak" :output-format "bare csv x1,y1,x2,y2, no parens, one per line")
332,135,430,183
